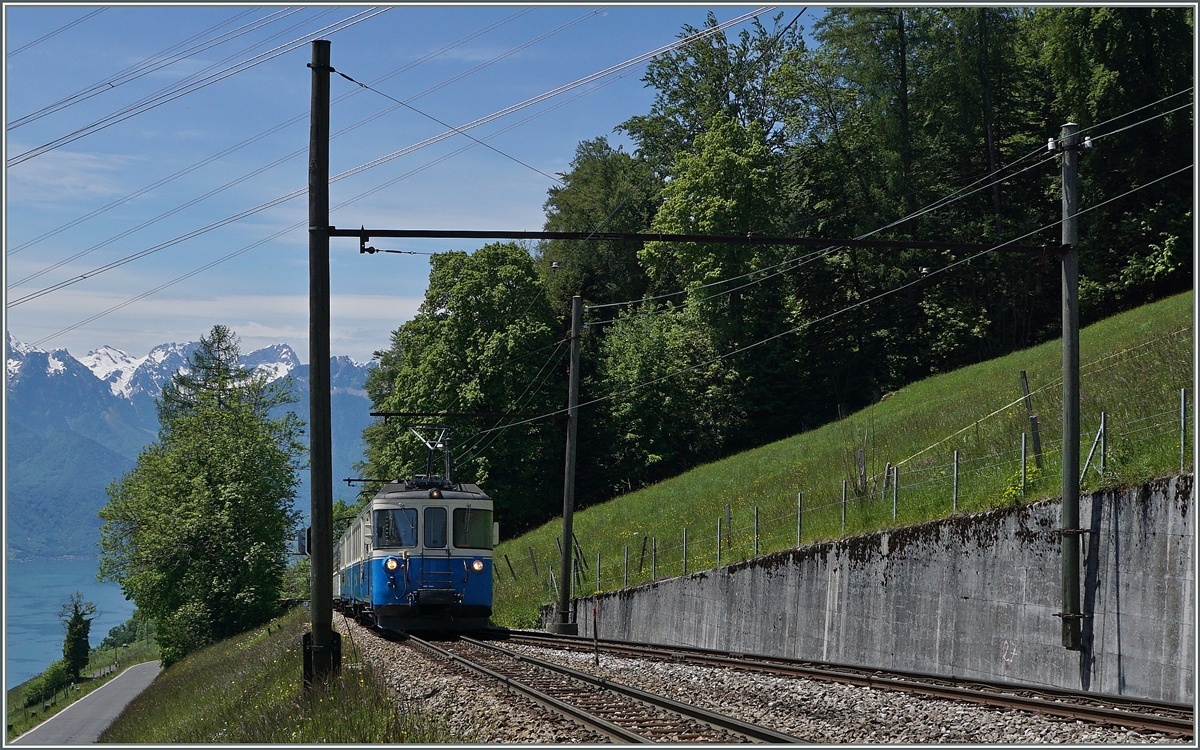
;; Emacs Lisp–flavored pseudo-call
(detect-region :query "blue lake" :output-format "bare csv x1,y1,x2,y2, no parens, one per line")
5,557,136,689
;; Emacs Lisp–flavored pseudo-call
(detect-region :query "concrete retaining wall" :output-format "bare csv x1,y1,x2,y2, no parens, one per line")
547,475,1194,703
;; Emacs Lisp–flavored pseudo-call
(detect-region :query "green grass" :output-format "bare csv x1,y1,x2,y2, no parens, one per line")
99,607,465,743
6,637,160,742
492,291,1193,628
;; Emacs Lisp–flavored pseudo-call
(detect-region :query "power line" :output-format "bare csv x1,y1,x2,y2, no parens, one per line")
335,68,563,186
26,73,628,344
582,91,1190,319
457,339,572,462
588,148,1058,316
1087,101,1194,144
10,9,573,287
467,163,1194,437
7,8,536,258
7,8,107,58
8,8,299,129
10,8,747,299
6,8,389,167
1074,87,1193,139
333,8,774,183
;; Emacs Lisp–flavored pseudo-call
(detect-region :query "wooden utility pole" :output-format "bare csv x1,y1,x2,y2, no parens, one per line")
552,295,583,634
305,38,340,684
1058,122,1082,651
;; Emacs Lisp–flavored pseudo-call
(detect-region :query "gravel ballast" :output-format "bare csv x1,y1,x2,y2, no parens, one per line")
336,616,603,743
504,642,1189,744
337,615,1187,744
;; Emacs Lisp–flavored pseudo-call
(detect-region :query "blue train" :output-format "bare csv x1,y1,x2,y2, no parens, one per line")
333,474,495,632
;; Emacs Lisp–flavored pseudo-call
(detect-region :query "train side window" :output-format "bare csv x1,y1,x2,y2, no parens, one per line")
453,507,494,549
424,507,447,548
374,508,417,548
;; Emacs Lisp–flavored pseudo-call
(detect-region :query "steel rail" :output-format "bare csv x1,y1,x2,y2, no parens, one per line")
405,634,649,743
500,630,1193,737
460,636,807,743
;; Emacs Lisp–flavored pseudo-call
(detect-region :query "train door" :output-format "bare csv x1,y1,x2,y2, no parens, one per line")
420,506,453,591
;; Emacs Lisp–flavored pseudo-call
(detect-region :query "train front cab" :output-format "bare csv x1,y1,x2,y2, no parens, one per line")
339,482,495,633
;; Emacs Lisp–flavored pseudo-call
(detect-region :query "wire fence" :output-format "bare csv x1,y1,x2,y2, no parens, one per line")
497,381,1192,603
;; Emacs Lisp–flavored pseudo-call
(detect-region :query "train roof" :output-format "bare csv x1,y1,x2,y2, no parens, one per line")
374,475,489,501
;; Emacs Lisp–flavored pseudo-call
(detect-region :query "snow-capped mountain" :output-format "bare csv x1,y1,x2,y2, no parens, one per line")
6,331,375,560
239,342,301,382
79,345,146,398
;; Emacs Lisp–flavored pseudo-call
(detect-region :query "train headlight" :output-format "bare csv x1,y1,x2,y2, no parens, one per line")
385,557,399,572
471,559,484,572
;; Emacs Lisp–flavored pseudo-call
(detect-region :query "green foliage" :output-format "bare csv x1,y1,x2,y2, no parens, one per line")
1000,463,1045,507
99,608,462,743
99,325,303,667
491,292,1191,629
619,11,805,173
99,609,155,651
539,137,659,311
59,592,96,681
367,8,1190,545
599,305,743,489
281,556,311,600
22,660,71,707
360,243,562,537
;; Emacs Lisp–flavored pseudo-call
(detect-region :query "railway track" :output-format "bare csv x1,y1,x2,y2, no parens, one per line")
402,633,807,743
498,630,1193,738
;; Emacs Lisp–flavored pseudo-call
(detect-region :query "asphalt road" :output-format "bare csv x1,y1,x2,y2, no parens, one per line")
11,661,161,745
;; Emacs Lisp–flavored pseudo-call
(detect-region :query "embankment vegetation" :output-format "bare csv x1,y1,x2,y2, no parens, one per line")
354,8,1192,543
491,291,1192,628
98,607,461,744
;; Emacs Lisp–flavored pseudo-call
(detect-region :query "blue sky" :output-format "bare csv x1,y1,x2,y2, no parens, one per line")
5,4,819,363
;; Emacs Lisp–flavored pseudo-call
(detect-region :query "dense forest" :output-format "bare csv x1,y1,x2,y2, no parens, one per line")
358,7,1193,537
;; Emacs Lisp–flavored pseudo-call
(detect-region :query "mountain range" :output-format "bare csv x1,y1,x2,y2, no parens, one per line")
5,332,375,560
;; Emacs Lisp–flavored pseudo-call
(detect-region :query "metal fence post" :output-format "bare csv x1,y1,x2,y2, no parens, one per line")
683,528,688,575
1100,411,1107,478
753,506,759,556
652,537,657,579
1022,433,1028,496
841,480,847,534
797,492,803,546
952,450,959,512
1182,388,1188,474
892,466,898,520
596,553,600,593
623,545,628,589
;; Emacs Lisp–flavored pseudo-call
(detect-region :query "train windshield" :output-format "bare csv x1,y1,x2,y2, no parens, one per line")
453,507,493,549
424,507,447,548
373,508,417,548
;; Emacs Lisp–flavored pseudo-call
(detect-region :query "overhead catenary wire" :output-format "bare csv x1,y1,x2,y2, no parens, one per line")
8,8,300,129
583,90,1191,319
10,10,766,306
466,163,1194,437
588,147,1060,318
27,71,630,346
7,9,535,258
6,7,389,167
6,8,107,58
9,10,586,286
335,66,563,185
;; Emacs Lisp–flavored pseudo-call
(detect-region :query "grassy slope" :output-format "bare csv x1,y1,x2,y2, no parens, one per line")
98,607,463,743
493,291,1193,627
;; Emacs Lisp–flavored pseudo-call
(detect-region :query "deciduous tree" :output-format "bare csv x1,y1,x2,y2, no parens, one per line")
99,326,303,666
